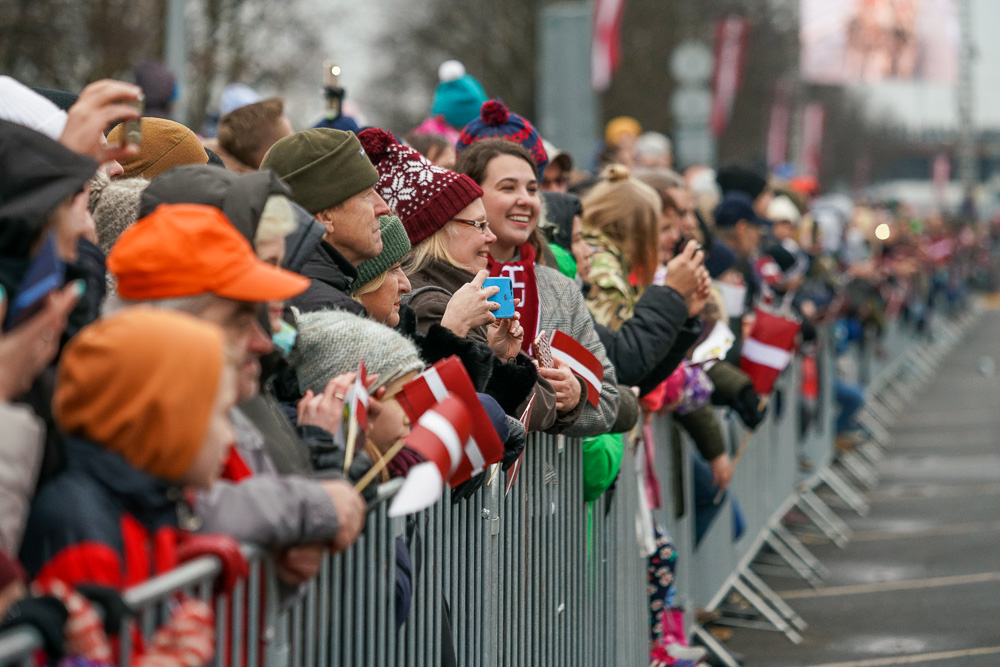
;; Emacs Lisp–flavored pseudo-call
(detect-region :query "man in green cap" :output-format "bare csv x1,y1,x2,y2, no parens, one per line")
261,128,390,314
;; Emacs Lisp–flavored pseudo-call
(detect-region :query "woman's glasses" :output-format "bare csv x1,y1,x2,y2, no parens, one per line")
451,218,491,234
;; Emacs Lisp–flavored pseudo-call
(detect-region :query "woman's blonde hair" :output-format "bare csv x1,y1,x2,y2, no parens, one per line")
581,164,662,286
353,270,388,298
403,225,462,275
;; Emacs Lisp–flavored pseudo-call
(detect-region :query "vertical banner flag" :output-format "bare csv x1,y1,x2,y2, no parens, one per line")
799,102,826,178
388,395,471,517
709,14,749,137
740,308,801,396
591,0,627,92
932,153,951,203
766,82,791,168
396,356,504,487
549,330,604,407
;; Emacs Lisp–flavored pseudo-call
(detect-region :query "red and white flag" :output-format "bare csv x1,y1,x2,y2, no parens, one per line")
549,330,604,407
348,360,369,432
388,394,471,517
396,356,504,487
740,308,801,396
710,15,749,137
504,394,535,497
591,0,627,92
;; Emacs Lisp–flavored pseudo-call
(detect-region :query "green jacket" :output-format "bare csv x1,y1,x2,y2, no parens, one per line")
582,432,624,502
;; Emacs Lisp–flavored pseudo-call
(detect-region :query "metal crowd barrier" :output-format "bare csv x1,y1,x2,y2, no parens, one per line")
0,435,648,666
0,305,981,667
647,305,981,666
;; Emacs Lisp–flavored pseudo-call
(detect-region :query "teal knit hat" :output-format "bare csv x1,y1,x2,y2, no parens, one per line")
355,215,411,291
430,61,488,130
296,309,424,394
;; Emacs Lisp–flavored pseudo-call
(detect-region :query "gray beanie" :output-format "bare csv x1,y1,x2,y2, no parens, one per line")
89,173,150,254
296,309,425,394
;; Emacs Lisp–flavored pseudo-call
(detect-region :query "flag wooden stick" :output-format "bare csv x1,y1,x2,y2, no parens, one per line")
714,395,770,504
353,438,408,492
485,462,502,487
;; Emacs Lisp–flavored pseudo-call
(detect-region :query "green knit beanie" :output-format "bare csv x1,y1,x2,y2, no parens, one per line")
355,216,412,291
260,128,378,215
295,309,424,394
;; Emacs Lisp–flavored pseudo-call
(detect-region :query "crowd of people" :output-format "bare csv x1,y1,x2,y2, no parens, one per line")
0,59,984,667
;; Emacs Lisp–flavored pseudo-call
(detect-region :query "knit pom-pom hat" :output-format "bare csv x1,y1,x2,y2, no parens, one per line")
456,99,548,176
430,60,489,131
358,128,483,246
296,309,425,395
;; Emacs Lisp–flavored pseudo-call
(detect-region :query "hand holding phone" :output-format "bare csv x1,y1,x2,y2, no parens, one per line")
483,277,515,318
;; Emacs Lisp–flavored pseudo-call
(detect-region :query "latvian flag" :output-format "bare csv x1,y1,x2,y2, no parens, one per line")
395,356,505,486
388,394,471,517
549,330,604,407
349,360,369,432
740,308,801,396
504,394,535,497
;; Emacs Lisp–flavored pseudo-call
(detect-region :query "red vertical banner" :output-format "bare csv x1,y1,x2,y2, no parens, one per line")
765,83,791,168
932,153,951,203
710,15,749,137
591,0,627,92
799,102,826,178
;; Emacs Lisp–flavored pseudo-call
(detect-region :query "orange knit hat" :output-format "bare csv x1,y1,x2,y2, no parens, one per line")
54,308,228,483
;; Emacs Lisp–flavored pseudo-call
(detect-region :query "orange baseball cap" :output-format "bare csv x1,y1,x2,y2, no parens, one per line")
107,203,310,302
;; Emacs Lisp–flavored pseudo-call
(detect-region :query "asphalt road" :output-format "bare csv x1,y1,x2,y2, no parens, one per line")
725,311,1000,667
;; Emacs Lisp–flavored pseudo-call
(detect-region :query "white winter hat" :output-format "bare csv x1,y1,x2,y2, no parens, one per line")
0,76,68,140
767,194,802,225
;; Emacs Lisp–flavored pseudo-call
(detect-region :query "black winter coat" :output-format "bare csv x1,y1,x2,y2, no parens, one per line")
593,284,702,396
291,240,365,316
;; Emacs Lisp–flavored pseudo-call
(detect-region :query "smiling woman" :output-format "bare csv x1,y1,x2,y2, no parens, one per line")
456,138,621,438
357,127,555,431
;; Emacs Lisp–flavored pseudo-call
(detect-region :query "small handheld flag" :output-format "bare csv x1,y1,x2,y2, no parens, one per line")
549,330,604,408
388,395,471,516
504,394,535,497
396,356,504,486
740,308,801,396
343,360,369,471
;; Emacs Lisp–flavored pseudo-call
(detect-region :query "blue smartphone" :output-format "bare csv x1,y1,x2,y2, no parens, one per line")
5,234,65,330
483,277,516,318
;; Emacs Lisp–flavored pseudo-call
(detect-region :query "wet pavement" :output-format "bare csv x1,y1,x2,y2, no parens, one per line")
724,312,1000,667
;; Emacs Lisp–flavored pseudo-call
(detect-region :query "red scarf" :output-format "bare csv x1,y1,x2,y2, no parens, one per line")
487,242,540,354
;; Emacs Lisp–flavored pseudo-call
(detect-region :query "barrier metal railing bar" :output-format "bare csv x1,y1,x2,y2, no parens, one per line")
0,304,980,667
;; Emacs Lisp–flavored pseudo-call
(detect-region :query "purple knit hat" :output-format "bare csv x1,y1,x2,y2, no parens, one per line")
358,128,483,246
456,99,548,176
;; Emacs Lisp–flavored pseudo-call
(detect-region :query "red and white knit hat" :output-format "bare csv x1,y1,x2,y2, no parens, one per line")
358,128,483,245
